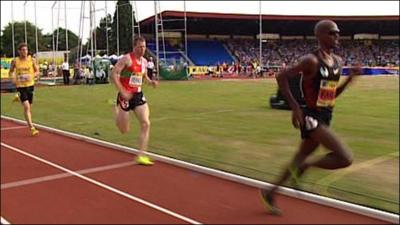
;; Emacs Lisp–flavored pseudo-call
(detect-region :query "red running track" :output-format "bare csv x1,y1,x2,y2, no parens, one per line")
0,119,390,224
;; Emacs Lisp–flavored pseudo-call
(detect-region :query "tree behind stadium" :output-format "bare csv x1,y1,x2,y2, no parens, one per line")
110,0,136,55
0,21,46,57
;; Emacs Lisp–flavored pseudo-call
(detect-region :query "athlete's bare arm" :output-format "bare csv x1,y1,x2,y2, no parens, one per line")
9,60,16,84
143,62,158,88
111,55,132,100
276,54,318,128
32,58,39,80
335,55,362,97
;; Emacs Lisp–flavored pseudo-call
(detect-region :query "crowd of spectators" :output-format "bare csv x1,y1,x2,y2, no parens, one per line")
226,39,399,69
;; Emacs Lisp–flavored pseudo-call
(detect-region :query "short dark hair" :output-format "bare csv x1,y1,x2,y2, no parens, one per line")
17,42,28,50
133,36,146,47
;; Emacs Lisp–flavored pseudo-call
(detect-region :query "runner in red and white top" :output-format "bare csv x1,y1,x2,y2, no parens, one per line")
111,36,159,166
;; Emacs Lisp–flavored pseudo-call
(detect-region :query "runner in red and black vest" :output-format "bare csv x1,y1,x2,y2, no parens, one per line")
111,36,159,166
260,20,362,214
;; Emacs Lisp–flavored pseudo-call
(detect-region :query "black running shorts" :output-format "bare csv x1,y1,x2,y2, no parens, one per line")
116,91,147,111
17,86,34,104
300,107,332,139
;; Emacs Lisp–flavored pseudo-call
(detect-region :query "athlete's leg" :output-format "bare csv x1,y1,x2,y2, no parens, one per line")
134,103,150,154
260,138,320,214
305,124,353,170
114,105,130,133
22,101,34,129
268,138,320,195
19,88,35,129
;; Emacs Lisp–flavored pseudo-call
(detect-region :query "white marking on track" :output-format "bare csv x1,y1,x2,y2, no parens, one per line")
1,142,202,224
0,216,11,224
1,126,26,131
1,161,137,189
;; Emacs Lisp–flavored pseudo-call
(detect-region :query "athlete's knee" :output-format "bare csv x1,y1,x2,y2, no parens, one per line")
340,151,353,167
116,121,130,134
118,126,130,134
140,120,150,130
337,150,353,168
23,103,30,111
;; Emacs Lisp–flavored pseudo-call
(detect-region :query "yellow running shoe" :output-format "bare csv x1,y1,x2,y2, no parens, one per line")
135,155,154,166
31,127,39,136
12,93,20,103
260,189,281,215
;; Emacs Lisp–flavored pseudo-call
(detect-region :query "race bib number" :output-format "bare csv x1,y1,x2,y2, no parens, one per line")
17,74,31,82
316,80,337,107
129,74,143,87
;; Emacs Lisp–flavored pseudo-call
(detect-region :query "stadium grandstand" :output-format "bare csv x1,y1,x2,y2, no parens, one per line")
139,11,399,78
1,1,399,223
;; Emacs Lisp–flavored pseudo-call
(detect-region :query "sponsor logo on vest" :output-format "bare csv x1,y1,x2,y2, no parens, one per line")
320,66,329,78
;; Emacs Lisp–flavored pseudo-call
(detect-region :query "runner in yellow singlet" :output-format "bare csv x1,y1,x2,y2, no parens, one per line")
9,43,40,136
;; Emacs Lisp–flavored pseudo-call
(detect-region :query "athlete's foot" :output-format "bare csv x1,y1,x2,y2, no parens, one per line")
260,189,281,215
288,165,303,189
135,155,154,166
12,93,20,103
30,127,39,136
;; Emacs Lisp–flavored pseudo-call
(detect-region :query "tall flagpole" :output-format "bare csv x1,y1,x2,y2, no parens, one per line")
35,1,39,54
65,0,68,59
154,0,159,80
105,0,109,56
184,0,187,58
131,0,134,52
259,0,262,71
52,1,57,64
11,1,15,58
116,1,119,56
56,1,61,52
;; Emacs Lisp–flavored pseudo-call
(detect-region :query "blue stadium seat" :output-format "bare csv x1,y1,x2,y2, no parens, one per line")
187,40,234,66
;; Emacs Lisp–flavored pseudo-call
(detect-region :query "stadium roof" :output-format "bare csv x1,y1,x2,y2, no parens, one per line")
140,11,400,36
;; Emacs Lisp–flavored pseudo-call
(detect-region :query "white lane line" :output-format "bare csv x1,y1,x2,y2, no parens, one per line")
1,161,137,190
2,115,399,224
0,216,11,224
1,126,26,131
1,142,202,225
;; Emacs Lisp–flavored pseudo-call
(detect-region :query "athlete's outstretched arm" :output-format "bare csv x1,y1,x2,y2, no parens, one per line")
276,54,318,128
